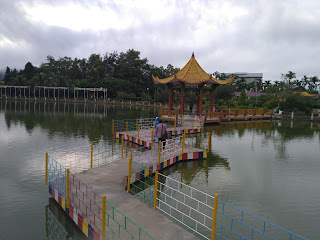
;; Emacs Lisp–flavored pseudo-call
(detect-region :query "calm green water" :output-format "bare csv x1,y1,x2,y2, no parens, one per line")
0,101,319,239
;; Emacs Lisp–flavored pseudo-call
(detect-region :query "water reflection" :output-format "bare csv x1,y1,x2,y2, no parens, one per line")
163,151,230,185
0,100,155,142
45,198,87,240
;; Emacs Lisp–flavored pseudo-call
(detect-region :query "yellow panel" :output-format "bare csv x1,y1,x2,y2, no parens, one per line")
116,133,119,138
203,151,207,158
164,160,167,168
197,128,200,132
82,218,88,237
61,198,66,210
178,154,182,161
144,168,149,176
140,140,142,145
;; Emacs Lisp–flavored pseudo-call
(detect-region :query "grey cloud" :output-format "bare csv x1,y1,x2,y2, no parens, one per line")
1,0,320,82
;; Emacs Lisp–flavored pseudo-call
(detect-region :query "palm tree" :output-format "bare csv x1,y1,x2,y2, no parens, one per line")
292,79,303,90
235,78,247,91
281,71,296,92
301,75,309,90
308,76,319,91
263,80,272,92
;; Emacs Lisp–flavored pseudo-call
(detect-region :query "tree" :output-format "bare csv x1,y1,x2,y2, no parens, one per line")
279,94,314,113
234,78,247,91
281,71,296,91
308,76,319,91
214,85,235,100
301,75,309,90
4,66,11,84
23,62,35,81
237,90,248,106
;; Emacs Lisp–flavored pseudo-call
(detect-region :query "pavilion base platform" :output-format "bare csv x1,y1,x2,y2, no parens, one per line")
221,114,272,122
159,114,272,125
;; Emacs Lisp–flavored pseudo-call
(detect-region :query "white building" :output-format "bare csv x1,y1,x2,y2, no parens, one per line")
223,72,263,84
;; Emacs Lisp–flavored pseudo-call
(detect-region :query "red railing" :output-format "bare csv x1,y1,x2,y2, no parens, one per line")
69,172,103,238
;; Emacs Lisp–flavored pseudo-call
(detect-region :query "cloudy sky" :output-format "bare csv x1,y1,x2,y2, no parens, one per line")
1,0,320,80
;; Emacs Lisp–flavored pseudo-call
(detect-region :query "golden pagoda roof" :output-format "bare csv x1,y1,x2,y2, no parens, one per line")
152,53,235,85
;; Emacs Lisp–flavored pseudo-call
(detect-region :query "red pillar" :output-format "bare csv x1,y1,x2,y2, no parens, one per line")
210,88,215,113
199,84,204,114
180,83,185,113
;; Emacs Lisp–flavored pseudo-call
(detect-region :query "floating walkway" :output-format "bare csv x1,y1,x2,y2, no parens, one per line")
46,117,308,240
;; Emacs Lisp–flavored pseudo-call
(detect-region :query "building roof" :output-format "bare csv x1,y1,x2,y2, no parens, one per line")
224,72,263,78
152,53,235,86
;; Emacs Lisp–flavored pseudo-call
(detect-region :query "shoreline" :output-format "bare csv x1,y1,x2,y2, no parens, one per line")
1,98,319,122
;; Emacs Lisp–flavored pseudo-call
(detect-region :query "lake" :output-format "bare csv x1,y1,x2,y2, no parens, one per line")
0,100,319,240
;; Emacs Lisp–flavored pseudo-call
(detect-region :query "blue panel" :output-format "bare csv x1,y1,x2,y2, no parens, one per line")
160,162,164,169
49,184,52,195
88,225,94,240
199,152,203,159
140,170,144,179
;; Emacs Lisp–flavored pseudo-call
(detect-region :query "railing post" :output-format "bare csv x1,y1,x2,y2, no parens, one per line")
112,119,114,134
137,124,140,139
45,152,48,185
174,118,176,130
136,118,138,130
90,142,93,168
126,122,128,135
182,134,185,154
121,136,124,158
181,114,184,126
207,132,211,153
127,149,133,193
102,195,106,239
151,129,154,149
153,171,159,209
67,169,70,208
158,140,161,165
211,194,218,240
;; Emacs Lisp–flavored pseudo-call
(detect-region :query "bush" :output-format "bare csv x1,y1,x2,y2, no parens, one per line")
308,90,319,94
279,94,314,113
215,85,235,100
116,91,136,100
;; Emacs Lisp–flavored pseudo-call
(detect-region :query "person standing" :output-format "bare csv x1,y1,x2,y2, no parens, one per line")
153,117,160,142
155,119,167,149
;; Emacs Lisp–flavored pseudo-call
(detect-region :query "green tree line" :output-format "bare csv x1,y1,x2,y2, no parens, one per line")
2,49,179,100
214,71,320,113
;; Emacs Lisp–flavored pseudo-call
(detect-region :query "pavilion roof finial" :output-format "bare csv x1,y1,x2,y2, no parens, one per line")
192,52,194,58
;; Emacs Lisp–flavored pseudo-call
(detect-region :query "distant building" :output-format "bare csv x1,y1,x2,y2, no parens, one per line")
223,72,263,84
234,92,266,99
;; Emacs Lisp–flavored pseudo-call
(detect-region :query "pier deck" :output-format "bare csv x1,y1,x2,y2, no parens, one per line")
75,152,197,240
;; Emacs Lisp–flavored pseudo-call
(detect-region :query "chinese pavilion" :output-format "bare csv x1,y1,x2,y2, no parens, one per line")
152,53,235,114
